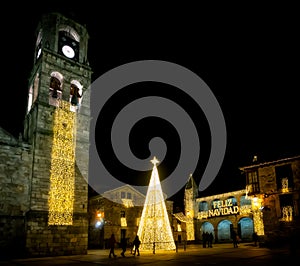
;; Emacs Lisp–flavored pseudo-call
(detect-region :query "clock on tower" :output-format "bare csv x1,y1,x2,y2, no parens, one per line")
58,30,79,61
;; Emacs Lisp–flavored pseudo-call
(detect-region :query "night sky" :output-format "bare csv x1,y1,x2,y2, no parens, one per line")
2,3,299,209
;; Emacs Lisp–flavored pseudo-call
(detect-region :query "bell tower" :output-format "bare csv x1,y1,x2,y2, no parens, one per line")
184,174,198,241
23,12,92,256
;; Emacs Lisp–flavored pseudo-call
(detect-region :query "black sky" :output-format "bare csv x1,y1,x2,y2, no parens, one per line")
2,3,299,208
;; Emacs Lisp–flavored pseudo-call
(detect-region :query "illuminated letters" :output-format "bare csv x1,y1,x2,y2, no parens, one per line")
198,199,239,219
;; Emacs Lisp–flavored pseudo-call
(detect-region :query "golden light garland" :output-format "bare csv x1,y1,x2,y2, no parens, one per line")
251,196,264,235
137,157,176,251
48,101,76,225
186,220,195,241
185,189,195,241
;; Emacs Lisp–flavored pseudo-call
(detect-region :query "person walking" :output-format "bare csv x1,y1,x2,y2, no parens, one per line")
252,232,258,247
120,236,127,257
130,240,135,254
202,232,207,248
208,232,214,248
232,230,239,248
108,233,117,258
133,235,141,256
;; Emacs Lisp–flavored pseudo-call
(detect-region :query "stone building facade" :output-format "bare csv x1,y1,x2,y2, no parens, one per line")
172,212,188,244
194,189,253,243
182,155,300,246
240,155,300,246
88,184,175,249
0,12,92,258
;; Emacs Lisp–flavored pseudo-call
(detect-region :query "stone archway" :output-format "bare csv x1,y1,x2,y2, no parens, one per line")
238,217,254,241
217,220,232,242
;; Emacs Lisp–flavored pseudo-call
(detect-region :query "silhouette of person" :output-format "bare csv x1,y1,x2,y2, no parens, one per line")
252,232,258,247
232,230,238,248
120,236,127,257
108,233,117,258
130,237,135,254
202,232,208,248
133,235,141,256
208,232,214,248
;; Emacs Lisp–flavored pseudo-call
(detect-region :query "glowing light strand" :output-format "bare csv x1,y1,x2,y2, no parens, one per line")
184,174,196,241
48,101,76,225
251,196,264,236
185,188,195,241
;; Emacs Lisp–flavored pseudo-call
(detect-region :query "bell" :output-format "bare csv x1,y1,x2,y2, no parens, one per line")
71,94,78,106
52,89,58,99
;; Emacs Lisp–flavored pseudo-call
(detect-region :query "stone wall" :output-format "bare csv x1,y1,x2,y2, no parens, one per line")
25,211,88,257
88,195,143,248
0,128,32,258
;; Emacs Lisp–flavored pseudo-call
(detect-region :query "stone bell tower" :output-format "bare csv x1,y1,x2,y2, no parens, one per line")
184,174,198,241
23,12,92,256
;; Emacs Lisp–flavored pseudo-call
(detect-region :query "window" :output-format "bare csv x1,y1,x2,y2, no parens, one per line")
199,201,208,212
127,192,132,199
275,164,294,192
279,194,294,221
69,80,83,112
121,192,126,199
247,170,259,194
49,72,63,107
27,74,40,113
27,86,33,113
240,195,251,206
121,217,127,227
177,221,182,232
120,211,127,226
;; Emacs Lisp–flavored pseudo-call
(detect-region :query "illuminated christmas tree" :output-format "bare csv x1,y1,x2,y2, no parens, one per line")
137,156,176,251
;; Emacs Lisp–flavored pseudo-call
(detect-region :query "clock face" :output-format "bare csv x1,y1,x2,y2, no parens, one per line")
58,31,79,61
62,45,75,58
